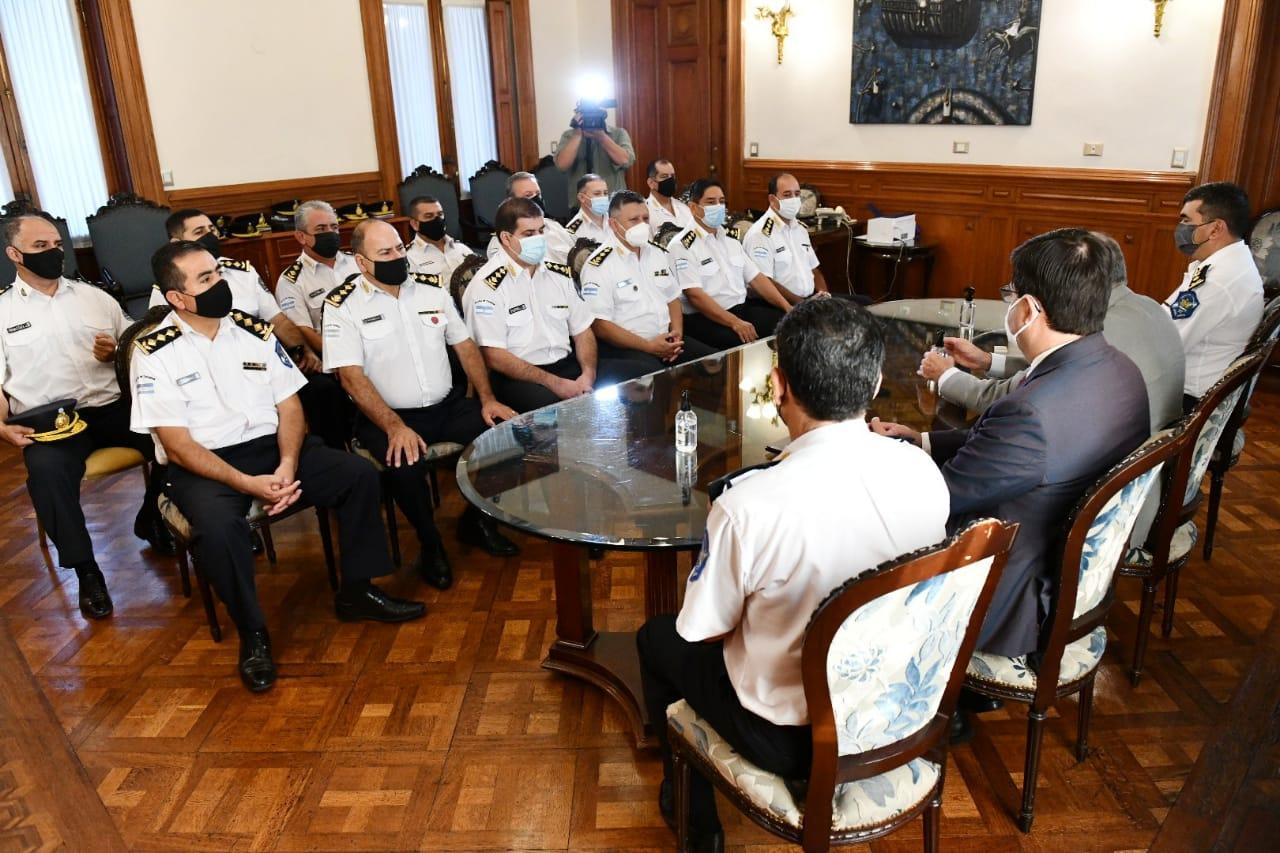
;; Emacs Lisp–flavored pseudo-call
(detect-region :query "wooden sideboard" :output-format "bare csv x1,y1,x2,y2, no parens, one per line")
219,216,411,289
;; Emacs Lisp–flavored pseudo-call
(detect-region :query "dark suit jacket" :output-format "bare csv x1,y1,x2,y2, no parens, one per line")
930,333,1149,657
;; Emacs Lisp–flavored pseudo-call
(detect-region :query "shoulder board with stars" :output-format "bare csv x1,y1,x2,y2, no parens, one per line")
647,237,669,253
545,261,572,278
229,309,273,341
588,246,613,267
681,230,697,249
282,258,303,283
411,271,441,288
762,217,775,237
326,277,359,307
566,217,582,234
219,257,251,273
1189,263,1212,289
484,266,509,289
0,282,12,297
133,324,182,355
727,224,743,241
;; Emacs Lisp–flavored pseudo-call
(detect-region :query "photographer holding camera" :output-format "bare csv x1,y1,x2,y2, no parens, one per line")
554,99,635,197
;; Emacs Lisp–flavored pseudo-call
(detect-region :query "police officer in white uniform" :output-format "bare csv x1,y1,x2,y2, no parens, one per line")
133,241,425,692
464,197,630,412
743,173,830,304
578,190,715,379
644,159,695,230
405,195,476,282
669,178,792,351
0,215,169,619
324,219,519,591
484,172,576,264
1163,181,1263,410
274,200,363,354
564,173,611,245
637,299,948,848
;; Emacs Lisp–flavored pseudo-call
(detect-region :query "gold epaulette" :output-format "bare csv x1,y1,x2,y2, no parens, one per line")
133,325,182,354
484,266,509,290
681,230,697,249
566,218,582,234
411,271,442,288
229,309,273,341
587,246,613,267
326,277,359,307
762,216,775,237
282,258,302,283
545,261,572,278
219,257,251,272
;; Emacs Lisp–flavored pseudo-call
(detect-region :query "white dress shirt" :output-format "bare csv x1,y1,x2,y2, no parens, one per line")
274,251,362,332
0,276,128,414
676,418,949,725
485,218,576,265
564,210,611,245
1164,240,1263,397
406,234,477,285
668,223,762,313
149,257,281,320
743,208,820,298
577,231,680,339
646,194,695,230
462,253,594,366
322,272,469,409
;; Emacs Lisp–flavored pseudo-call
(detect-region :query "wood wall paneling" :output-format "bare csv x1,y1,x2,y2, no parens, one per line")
427,0,460,179
509,0,539,168
165,171,385,219
1235,0,1280,211
359,0,403,204
486,0,519,169
1197,0,1266,184
612,0,660,191
91,0,164,201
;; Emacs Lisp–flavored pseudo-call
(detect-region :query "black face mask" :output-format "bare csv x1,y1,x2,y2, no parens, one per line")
371,256,409,286
311,231,341,258
195,231,221,258
529,194,545,213
190,278,233,318
20,247,64,280
418,218,447,241
657,176,677,198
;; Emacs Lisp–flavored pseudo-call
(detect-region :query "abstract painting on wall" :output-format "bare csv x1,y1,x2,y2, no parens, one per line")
850,0,1042,125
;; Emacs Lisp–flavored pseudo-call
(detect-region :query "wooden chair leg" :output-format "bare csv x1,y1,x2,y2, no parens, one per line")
1203,470,1226,560
177,541,192,598
316,507,339,591
383,482,401,568
193,555,221,643
1018,709,1048,833
674,746,692,853
1075,676,1096,762
922,791,941,853
260,524,278,565
1130,579,1158,686
1161,566,1182,638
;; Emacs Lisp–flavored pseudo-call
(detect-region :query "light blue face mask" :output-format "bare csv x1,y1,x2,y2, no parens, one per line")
517,234,547,265
701,203,727,229
589,196,610,217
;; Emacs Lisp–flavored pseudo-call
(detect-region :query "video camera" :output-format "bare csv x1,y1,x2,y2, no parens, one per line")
571,98,616,132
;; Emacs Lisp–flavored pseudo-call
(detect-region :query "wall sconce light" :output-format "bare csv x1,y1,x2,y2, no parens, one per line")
1152,0,1170,37
740,373,779,423
755,2,793,64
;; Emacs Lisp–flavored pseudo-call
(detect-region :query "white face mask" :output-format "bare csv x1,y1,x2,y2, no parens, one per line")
1004,294,1041,343
777,196,802,220
623,221,650,249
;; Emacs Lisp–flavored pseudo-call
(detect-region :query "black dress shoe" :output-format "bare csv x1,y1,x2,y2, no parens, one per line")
133,512,176,556
238,629,276,692
457,513,518,557
77,568,113,619
958,687,1004,714
335,584,426,622
250,530,265,556
415,542,453,590
949,712,975,745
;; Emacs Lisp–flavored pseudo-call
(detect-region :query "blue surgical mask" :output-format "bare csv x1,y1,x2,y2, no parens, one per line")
589,196,609,217
702,203,727,229
517,234,546,265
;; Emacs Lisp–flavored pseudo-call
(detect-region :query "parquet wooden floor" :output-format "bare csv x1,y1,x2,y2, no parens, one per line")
2,375,1278,851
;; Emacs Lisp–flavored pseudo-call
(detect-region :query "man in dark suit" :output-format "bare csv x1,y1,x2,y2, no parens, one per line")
873,228,1149,660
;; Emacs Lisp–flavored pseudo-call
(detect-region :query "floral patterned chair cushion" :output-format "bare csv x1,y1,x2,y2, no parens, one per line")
967,626,1107,691
350,437,464,471
1124,520,1198,569
1183,383,1248,505
157,493,266,541
1074,458,1165,618
666,699,940,832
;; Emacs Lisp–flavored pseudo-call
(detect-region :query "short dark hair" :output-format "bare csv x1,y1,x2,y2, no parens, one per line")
768,173,796,196
506,171,536,196
1184,181,1251,239
493,197,544,235
774,299,884,421
1010,228,1109,336
164,208,206,239
646,159,671,180
151,240,208,294
407,195,439,218
0,214,49,250
608,189,646,218
576,173,605,193
686,178,724,205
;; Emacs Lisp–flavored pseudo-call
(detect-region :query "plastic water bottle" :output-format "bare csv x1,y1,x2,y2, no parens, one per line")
677,449,697,506
675,390,698,453
959,285,976,341
926,329,945,394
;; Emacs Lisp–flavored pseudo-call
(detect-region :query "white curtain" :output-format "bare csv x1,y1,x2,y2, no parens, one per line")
383,1,443,175
0,0,109,240
443,2,497,192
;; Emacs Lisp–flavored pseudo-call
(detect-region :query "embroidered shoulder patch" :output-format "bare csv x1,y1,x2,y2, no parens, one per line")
134,325,182,354
1170,290,1200,320
229,309,273,340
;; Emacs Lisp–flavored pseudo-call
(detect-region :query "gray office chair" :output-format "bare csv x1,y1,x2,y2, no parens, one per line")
0,199,80,282
531,154,569,223
398,164,462,241
467,161,512,229
86,193,170,319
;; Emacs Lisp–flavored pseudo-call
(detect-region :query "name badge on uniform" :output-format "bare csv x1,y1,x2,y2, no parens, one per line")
242,361,267,371
419,309,443,325
5,322,31,334
362,314,384,324
308,288,326,299
1170,290,1200,320
509,303,527,314
177,372,201,386
617,278,638,292
775,246,788,254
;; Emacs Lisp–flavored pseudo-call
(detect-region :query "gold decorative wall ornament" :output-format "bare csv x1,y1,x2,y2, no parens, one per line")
755,3,793,64
1153,0,1170,37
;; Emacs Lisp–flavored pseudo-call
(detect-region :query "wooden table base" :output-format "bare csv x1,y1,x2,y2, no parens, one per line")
542,541,683,748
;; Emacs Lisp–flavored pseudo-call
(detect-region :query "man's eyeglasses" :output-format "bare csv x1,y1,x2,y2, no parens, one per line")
1000,282,1017,304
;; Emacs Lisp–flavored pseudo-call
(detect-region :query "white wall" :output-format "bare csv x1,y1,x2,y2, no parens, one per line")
743,0,1225,171
528,0,613,157
132,0,379,189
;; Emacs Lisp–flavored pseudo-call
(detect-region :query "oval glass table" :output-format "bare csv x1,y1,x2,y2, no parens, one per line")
456,298,1008,746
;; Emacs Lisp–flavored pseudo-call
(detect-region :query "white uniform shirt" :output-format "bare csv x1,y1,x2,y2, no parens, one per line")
148,258,280,319
322,272,469,409
564,211,610,245
646,194,695,230
577,232,680,339
485,218,575,265
668,223,762,313
462,254,593,366
1163,240,1263,397
274,251,362,332
129,311,306,458
743,208,820,299
676,419,949,725
406,234,476,285
0,277,128,414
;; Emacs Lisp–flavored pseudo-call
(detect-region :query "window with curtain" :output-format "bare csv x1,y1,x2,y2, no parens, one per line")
0,0,109,240
442,1,497,193
383,1,444,176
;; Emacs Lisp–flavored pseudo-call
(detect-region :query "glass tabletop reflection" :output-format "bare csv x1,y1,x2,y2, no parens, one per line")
457,299,1008,549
